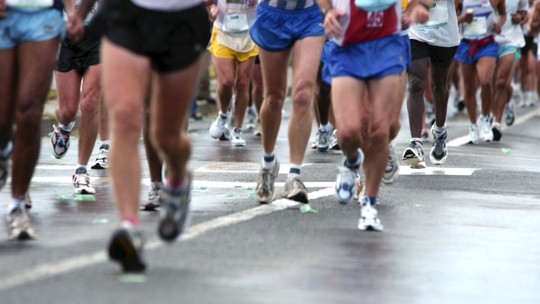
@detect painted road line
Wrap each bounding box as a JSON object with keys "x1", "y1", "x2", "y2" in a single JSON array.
[
  {"x1": 0, "y1": 187, "x2": 334, "y2": 292},
  {"x1": 448, "y1": 107, "x2": 540, "y2": 147},
  {"x1": 399, "y1": 166, "x2": 478, "y2": 176},
  {"x1": 195, "y1": 162, "x2": 312, "y2": 174}
]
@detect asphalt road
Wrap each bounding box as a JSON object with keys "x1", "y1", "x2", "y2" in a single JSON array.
[{"x1": 1, "y1": 101, "x2": 540, "y2": 304}]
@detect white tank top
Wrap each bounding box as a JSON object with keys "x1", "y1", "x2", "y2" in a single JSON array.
[
  {"x1": 214, "y1": 0, "x2": 258, "y2": 35},
  {"x1": 130, "y1": 0, "x2": 202, "y2": 11},
  {"x1": 408, "y1": 0, "x2": 460, "y2": 47}
]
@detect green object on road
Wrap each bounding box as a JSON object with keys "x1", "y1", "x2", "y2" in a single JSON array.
[
  {"x1": 92, "y1": 218, "x2": 109, "y2": 224},
  {"x1": 119, "y1": 274, "x2": 146, "y2": 283},
  {"x1": 198, "y1": 186, "x2": 207, "y2": 190},
  {"x1": 94, "y1": 252, "x2": 107, "y2": 261},
  {"x1": 501, "y1": 148, "x2": 511, "y2": 155},
  {"x1": 74, "y1": 194, "x2": 95, "y2": 201},
  {"x1": 243, "y1": 186, "x2": 254, "y2": 190},
  {"x1": 57, "y1": 194, "x2": 71, "y2": 201},
  {"x1": 300, "y1": 204, "x2": 318, "y2": 214},
  {"x1": 247, "y1": 191, "x2": 256, "y2": 198}
]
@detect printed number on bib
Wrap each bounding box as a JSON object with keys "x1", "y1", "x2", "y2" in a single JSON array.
[
  {"x1": 464, "y1": 16, "x2": 488, "y2": 36},
  {"x1": 223, "y1": 13, "x2": 249, "y2": 33},
  {"x1": 418, "y1": 0, "x2": 449, "y2": 29}
]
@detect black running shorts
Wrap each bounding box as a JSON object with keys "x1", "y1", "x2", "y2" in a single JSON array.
[
  {"x1": 410, "y1": 39, "x2": 458, "y2": 68},
  {"x1": 95, "y1": 0, "x2": 210, "y2": 73},
  {"x1": 55, "y1": 26, "x2": 100, "y2": 75}
]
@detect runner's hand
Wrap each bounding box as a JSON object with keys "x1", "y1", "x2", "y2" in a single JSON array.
[
  {"x1": 66, "y1": 11, "x2": 84, "y2": 42},
  {"x1": 323, "y1": 9, "x2": 345, "y2": 39}
]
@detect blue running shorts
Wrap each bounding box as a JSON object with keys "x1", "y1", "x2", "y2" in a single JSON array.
[
  {"x1": 498, "y1": 45, "x2": 521, "y2": 62},
  {"x1": 454, "y1": 40, "x2": 498, "y2": 65},
  {"x1": 328, "y1": 34, "x2": 407, "y2": 80},
  {"x1": 249, "y1": 3, "x2": 324, "y2": 52},
  {"x1": 320, "y1": 40, "x2": 332, "y2": 85},
  {"x1": 0, "y1": 8, "x2": 64, "y2": 49},
  {"x1": 402, "y1": 33, "x2": 411, "y2": 71}
]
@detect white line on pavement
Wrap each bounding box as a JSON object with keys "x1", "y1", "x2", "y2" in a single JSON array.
[
  {"x1": 447, "y1": 107, "x2": 540, "y2": 147},
  {"x1": 0, "y1": 187, "x2": 334, "y2": 292}
]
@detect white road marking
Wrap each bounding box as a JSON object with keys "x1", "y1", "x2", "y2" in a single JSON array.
[
  {"x1": 0, "y1": 187, "x2": 334, "y2": 292},
  {"x1": 447, "y1": 108, "x2": 540, "y2": 147},
  {"x1": 399, "y1": 166, "x2": 478, "y2": 176}
]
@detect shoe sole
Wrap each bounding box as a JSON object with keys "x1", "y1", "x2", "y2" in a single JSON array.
[
  {"x1": 286, "y1": 191, "x2": 308, "y2": 204},
  {"x1": 108, "y1": 230, "x2": 146, "y2": 273},
  {"x1": 402, "y1": 157, "x2": 426, "y2": 169},
  {"x1": 75, "y1": 188, "x2": 96, "y2": 195},
  {"x1": 256, "y1": 192, "x2": 276, "y2": 204},
  {"x1": 140, "y1": 203, "x2": 160, "y2": 211},
  {"x1": 91, "y1": 163, "x2": 108, "y2": 170}
]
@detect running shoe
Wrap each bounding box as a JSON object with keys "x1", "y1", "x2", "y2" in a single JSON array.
[
  {"x1": 25, "y1": 192, "x2": 32, "y2": 209},
  {"x1": 231, "y1": 129, "x2": 246, "y2": 146},
  {"x1": 311, "y1": 131, "x2": 319, "y2": 149},
  {"x1": 5, "y1": 207, "x2": 36, "y2": 240},
  {"x1": 504, "y1": 102, "x2": 516, "y2": 126},
  {"x1": 468, "y1": 123, "x2": 479, "y2": 144},
  {"x1": 402, "y1": 141, "x2": 426, "y2": 169},
  {"x1": 158, "y1": 175, "x2": 192, "y2": 242},
  {"x1": 430, "y1": 125, "x2": 448, "y2": 165},
  {"x1": 209, "y1": 116, "x2": 230, "y2": 141},
  {"x1": 254, "y1": 119, "x2": 262, "y2": 137},
  {"x1": 72, "y1": 167, "x2": 96, "y2": 194},
  {"x1": 246, "y1": 106, "x2": 257, "y2": 130},
  {"x1": 383, "y1": 141, "x2": 399, "y2": 184},
  {"x1": 479, "y1": 115, "x2": 493, "y2": 142},
  {"x1": 51, "y1": 124, "x2": 72, "y2": 159},
  {"x1": 317, "y1": 129, "x2": 330, "y2": 152},
  {"x1": 108, "y1": 226, "x2": 146, "y2": 272},
  {"x1": 141, "y1": 181, "x2": 162, "y2": 211},
  {"x1": 255, "y1": 161, "x2": 280, "y2": 204},
  {"x1": 358, "y1": 196, "x2": 383, "y2": 231},
  {"x1": 91, "y1": 144, "x2": 109, "y2": 169},
  {"x1": 492, "y1": 122, "x2": 502, "y2": 142},
  {"x1": 330, "y1": 129, "x2": 340, "y2": 150},
  {"x1": 335, "y1": 165, "x2": 358, "y2": 205},
  {"x1": 0, "y1": 154, "x2": 8, "y2": 191},
  {"x1": 281, "y1": 177, "x2": 308, "y2": 204}
]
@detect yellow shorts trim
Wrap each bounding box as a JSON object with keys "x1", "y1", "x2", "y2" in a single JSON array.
[{"x1": 208, "y1": 26, "x2": 258, "y2": 62}]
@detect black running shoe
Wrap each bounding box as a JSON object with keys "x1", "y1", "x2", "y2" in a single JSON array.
[{"x1": 108, "y1": 227, "x2": 146, "y2": 272}]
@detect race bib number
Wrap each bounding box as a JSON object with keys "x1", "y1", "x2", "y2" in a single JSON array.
[
  {"x1": 7, "y1": 0, "x2": 53, "y2": 7},
  {"x1": 418, "y1": 0, "x2": 448, "y2": 28},
  {"x1": 367, "y1": 11, "x2": 385, "y2": 28},
  {"x1": 464, "y1": 16, "x2": 488, "y2": 36},
  {"x1": 222, "y1": 13, "x2": 249, "y2": 33}
]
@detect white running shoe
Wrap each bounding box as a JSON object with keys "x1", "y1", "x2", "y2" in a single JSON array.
[
  {"x1": 51, "y1": 124, "x2": 73, "y2": 159},
  {"x1": 478, "y1": 115, "x2": 493, "y2": 142},
  {"x1": 469, "y1": 124, "x2": 479, "y2": 144},
  {"x1": 383, "y1": 141, "x2": 399, "y2": 183},
  {"x1": 5, "y1": 207, "x2": 36, "y2": 240},
  {"x1": 72, "y1": 167, "x2": 96, "y2": 194},
  {"x1": 430, "y1": 125, "x2": 448, "y2": 165},
  {"x1": 402, "y1": 141, "x2": 426, "y2": 169},
  {"x1": 358, "y1": 196, "x2": 383, "y2": 231},
  {"x1": 231, "y1": 129, "x2": 246, "y2": 146},
  {"x1": 91, "y1": 144, "x2": 109, "y2": 169},
  {"x1": 209, "y1": 116, "x2": 230, "y2": 141}
]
